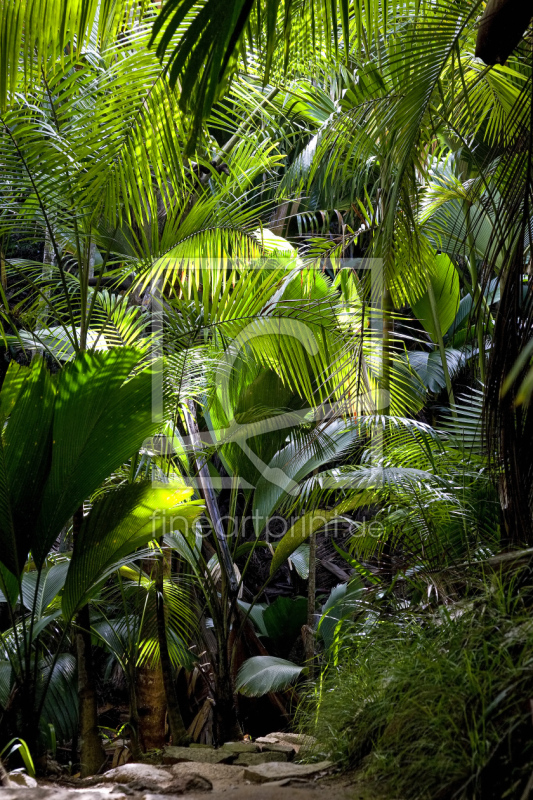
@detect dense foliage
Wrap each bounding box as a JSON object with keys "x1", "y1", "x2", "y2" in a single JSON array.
[{"x1": 0, "y1": 0, "x2": 532, "y2": 797}]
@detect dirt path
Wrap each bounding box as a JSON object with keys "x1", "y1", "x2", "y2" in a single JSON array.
[
  {"x1": 2, "y1": 768, "x2": 389, "y2": 800},
  {"x1": 181, "y1": 772, "x2": 389, "y2": 800}
]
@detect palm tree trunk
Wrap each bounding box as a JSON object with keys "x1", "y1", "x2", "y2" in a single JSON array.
[
  {"x1": 183, "y1": 400, "x2": 242, "y2": 743},
  {"x1": 183, "y1": 400, "x2": 238, "y2": 595},
  {"x1": 136, "y1": 660, "x2": 167, "y2": 751},
  {"x1": 76, "y1": 603, "x2": 106, "y2": 776},
  {"x1": 213, "y1": 631, "x2": 243, "y2": 744},
  {"x1": 136, "y1": 554, "x2": 167, "y2": 751},
  {"x1": 304, "y1": 530, "x2": 317, "y2": 679},
  {"x1": 155, "y1": 544, "x2": 190, "y2": 745},
  {"x1": 74, "y1": 508, "x2": 106, "y2": 778}
]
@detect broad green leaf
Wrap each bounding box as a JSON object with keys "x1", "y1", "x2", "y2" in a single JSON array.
[
  {"x1": 235, "y1": 655, "x2": 304, "y2": 697},
  {"x1": 33, "y1": 350, "x2": 159, "y2": 566},
  {"x1": 290, "y1": 543, "x2": 310, "y2": 579},
  {"x1": 237, "y1": 600, "x2": 269, "y2": 638},
  {"x1": 412, "y1": 254, "x2": 460, "y2": 341},
  {"x1": 208, "y1": 368, "x2": 306, "y2": 490},
  {"x1": 270, "y1": 496, "x2": 366, "y2": 576},
  {"x1": 0, "y1": 358, "x2": 55, "y2": 575},
  {"x1": 0, "y1": 563, "x2": 19, "y2": 608},
  {"x1": 62, "y1": 482, "x2": 200, "y2": 620},
  {"x1": 20, "y1": 562, "x2": 70, "y2": 617},
  {"x1": 163, "y1": 528, "x2": 203, "y2": 567},
  {"x1": 263, "y1": 596, "x2": 307, "y2": 656},
  {"x1": 40, "y1": 653, "x2": 77, "y2": 743},
  {"x1": 254, "y1": 420, "x2": 359, "y2": 535},
  {"x1": 0, "y1": 361, "x2": 31, "y2": 424},
  {"x1": 0, "y1": 660, "x2": 12, "y2": 709},
  {"x1": 318, "y1": 581, "x2": 365, "y2": 649}
]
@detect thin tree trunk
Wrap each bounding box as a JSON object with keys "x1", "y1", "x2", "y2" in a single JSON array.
[
  {"x1": 136, "y1": 554, "x2": 167, "y2": 752},
  {"x1": 182, "y1": 400, "x2": 242, "y2": 743},
  {"x1": 382, "y1": 285, "x2": 393, "y2": 415},
  {"x1": 76, "y1": 602, "x2": 106, "y2": 776},
  {"x1": 88, "y1": 240, "x2": 95, "y2": 281},
  {"x1": 213, "y1": 638, "x2": 243, "y2": 744},
  {"x1": 126, "y1": 663, "x2": 141, "y2": 759},
  {"x1": 427, "y1": 283, "x2": 457, "y2": 415},
  {"x1": 136, "y1": 661, "x2": 167, "y2": 751},
  {"x1": 304, "y1": 530, "x2": 317, "y2": 679},
  {"x1": 183, "y1": 401, "x2": 237, "y2": 594},
  {"x1": 155, "y1": 544, "x2": 190, "y2": 745},
  {"x1": 464, "y1": 201, "x2": 489, "y2": 383},
  {"x1": 39, "y1": 229, "x2": 55, "y2": 330},
  {"x1": 74, "y1": 508, "x2": 106, "y2": 777}
]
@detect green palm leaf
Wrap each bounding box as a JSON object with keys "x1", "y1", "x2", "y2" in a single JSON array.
[
  {"x1": 33, "y1": 349, "x2": 159, "y2": 565},
  {"x1": 62, "y1": 482, "x2": 201, "y2": 620},
  {"x1": 235, "y1": 655, "x2": 304, "y2": 697}
]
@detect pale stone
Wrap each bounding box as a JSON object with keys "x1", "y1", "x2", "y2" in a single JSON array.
[
  {"x1": 162, "y1": 746, "x2": 233, "y2": 765},
  {"x1": 7, "y1": 772, "x2": 38, "y2": 788},
  {"x1": 0, "y1": 792, "x2": 125, "y2": 800},
  {"x1": 221, "y1": 741, "x2": 260, "y2": 753},
  {"x1": 170, "y1": 762, "x2": 246, "y2": 792},
  {"x1": 259, "y1": 742, "x2": 296, "y2": 758},
  {"x1": 266, "y1": 732, "x2": 316, "y2": 746},
  {"x1": 234, "y1": 751, "x2": 288, "y2": 766},
  {"x1": 101, "y1": 763, "x2": 171, "y2": 786},
  {"x1": 243, "y1": 760, "x2": 333, "y2": 784}
]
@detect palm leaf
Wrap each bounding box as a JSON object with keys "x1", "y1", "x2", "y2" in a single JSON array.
[
  {"x1": 235, "y1": 655, "x2": 304, "y2": 697},
  {"x1": 62, "y1": 482, "x2": 201, "y2": 620}
]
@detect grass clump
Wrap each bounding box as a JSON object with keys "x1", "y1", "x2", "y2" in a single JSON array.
[{"x1": 302, "y1": 576, "x2": 533, "y2": 799}]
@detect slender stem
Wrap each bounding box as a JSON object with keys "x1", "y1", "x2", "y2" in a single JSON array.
[
  {"x1": 427, "y1": 282, "x2": 457, "y2": 416},
  {"x1": 183, "y1": 400, "x2": 238, "y2": 596},
  {"x1": 464, "y1": 201, "x2": 486, "y2": 383},
  {"x1": 155, "y1": 542, "x2": 189, "y2": 745},
  {"x1": 305, "y1": 530, "x2": 317, "y2": 679}
]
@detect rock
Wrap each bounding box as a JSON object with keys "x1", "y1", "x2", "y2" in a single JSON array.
[
  {"x1": 189, "y1": 743, "x2": 215, "y2": 749},
  {"x1": 255, "y1": 736, "x2": 279, "y2": 743},
  {"x1": 259, "y1": 742, "x2": 296, "y2": 758},
  {"x1": 0, "y1": 792, "x2": 125, "y2": 800},
  {"x1": 93, "y1": 768, "x2": 212, "y2": 796},
  {"x1": 243, "y1": 760, "x2": 333, "y2": 784},
  {"x1": 162, "y1": 746, "x2": 233, "y2": 765},
  {"x1": 101, "y1": 763, "x2": 172, "y2": 787},
  {"x1": 170, "y1": 762, "x2": 245, "y2": 791},
  {"x1": 265, "y1": 732, "x2": 316, "y2": 746},
  {"x1": 184, "y1": 774, "x2": 213, "y2": 792},
  {"x1": 221, "y1": 741, "x2": 260, "y2": 753},
  {"x1": 7, "y1": 772, "x2": 38, "y2": 788},
  {"x1": 234, "y1": 751, "x2": 288, "y2": 766}
]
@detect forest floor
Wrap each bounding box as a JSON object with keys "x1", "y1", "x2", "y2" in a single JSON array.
[
  {"x1": 3, "y1": 733, "x2": 393, "y2": 800},
  {"x1": 2, "y1": 766, "x2": 391, "y2": 800}
]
